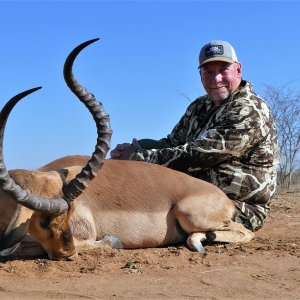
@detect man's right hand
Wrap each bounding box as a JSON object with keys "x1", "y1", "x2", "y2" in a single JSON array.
[{"x1": 110, "y1": 138, "x2": 141, "y2": 160}]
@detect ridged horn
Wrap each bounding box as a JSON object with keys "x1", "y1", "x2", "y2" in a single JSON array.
[
  {"x1": 62, "y1": 38, "x2": 112, "y2": 201},
  {"x1": 0, "y1": 87, "x2": 68, "y2": 214},
  {"x1": 0, "y1": 38, "x2": 111, "y2": 213}
]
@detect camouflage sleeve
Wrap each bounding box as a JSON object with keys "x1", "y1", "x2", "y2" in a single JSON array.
[
  {"x1": 130, "y1": 96, "x2": 271, "y2": 171},
  {"x1": 138, "y1": 138, "x2": 171, "y2": 150}
]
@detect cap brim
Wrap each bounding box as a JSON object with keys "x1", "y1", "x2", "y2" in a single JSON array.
[{"x1": 199, "y1": 57, "x2": 237, "y2": 68}]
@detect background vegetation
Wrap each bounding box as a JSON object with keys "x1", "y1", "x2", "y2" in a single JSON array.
[{"x1": 264, "y1": 81, "x2": 300, "y2": 191}]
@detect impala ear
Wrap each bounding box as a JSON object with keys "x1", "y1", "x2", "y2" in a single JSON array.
[
  {"x1": 56, "y1": 167, "x2": 85, "y2": 184},
  {"x1": 55, "y1": 169, "x2": 69, "y2": 187},
  {"x1": 0, "y1": 204, "x2": 33, "y2": 256}
]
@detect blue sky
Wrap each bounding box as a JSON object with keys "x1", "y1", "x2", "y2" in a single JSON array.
[{"x1": 1, "y1": 0, "x2": 299, "y2": 169}]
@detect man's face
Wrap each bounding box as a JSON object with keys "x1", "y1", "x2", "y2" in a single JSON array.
[{"x1": 200, "y1": 61, "x2": 242, "y2": 105}]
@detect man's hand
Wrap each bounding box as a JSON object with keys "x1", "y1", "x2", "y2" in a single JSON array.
[{"x1": 110, "y1": 138, "x2": 141, "y2": 160}]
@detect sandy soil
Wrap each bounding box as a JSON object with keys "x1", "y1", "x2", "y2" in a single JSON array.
[{"x1": 0, "y1": 192, "x2": 299, "y2": 300}]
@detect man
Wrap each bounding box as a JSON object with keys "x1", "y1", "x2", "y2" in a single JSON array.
[{"x1": 110, "y1": 40, "x2": 280, "y2": 231}]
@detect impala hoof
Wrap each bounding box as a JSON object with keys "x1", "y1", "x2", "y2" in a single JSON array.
[
  {"x1": 187, "y1": 233, "x2": 206, "y2": 254},
  {"x1": 102, "y1": 235, "x2": 123, "y2": 249},
  {"x1": 187, "y1": 239, "x2": 206, "y2": 254}
]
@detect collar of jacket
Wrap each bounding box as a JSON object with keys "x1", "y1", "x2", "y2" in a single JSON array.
[{"x1": 205, "y1": 79, "x2": 252, "y2": 108}]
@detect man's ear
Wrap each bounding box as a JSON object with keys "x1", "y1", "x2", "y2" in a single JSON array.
[{"x1": 237, "y1": 62, "x2": 242, "y2": 78}]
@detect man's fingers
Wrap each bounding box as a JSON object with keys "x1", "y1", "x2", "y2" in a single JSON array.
[{"x1": 110, "y1": 140, "x2": 139, "y2": 160}]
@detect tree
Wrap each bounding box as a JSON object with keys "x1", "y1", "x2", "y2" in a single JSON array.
[{"x1": 264, "y1": 82, "x2": 300, "y2": 189}]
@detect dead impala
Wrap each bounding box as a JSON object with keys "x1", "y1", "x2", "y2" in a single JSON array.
[{"x1": 0, "y1": 39, "x2": 254, "y2": 260}]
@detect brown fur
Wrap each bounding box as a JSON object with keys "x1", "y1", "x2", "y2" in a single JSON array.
[{"x1": 1, "y1": 156, "x2": 254, "y2": 260}]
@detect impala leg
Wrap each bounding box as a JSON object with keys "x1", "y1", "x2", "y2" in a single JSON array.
[
  {"x1": 173, "y1": 194, "x2": 238, "y2": 253},
  {"x1": 206, "y1": 222, "x2": 255, "y2": 243},
  {"x1": 74, "y1": 235, "x2": 123, "y2": 252},
  {"x1": 97, "y1": 235, "x2": 123, "y2": 249}
]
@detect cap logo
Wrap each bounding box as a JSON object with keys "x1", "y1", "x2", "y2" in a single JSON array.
[{"x1": 205, "y1": 45, "x2": 223, "y2": 57}]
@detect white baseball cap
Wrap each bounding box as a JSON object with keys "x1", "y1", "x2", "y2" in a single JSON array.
[{"x1": 198, "y1": 40, "x2": 238, "y2": 68}]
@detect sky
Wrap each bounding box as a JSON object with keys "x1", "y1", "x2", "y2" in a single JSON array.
[{"x1": 0, "y1": 0, "x2": 299, "y2": 170}]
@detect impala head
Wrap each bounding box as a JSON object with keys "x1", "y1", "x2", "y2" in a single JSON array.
[{"x1": 0, "y1": 39, "x2": 112, "y2": 260}]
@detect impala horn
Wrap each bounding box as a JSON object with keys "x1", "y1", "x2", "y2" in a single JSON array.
[{"x1": 0, "y1": 38, "x2": 112, "y2": 214}]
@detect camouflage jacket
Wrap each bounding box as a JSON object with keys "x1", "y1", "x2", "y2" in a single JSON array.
[{"x1": 130, "y1": 80, "x2": 280, "y2": 230}]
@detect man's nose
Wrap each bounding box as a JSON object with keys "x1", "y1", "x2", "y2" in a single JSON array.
[{"x1": 212, "y1": 72, "x2": 223, "y2": 83}]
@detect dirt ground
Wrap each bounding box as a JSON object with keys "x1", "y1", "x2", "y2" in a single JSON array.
[{"x1": 0, "y1": 192, "x2": 299, "y2": 300}]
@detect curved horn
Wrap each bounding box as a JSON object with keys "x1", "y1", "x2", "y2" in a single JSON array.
[
  {"x1": 0, "y1": 87, "x2": 68, "y2": 214},
  {"x1": 62, "y1": 38, "x2": 112, "y2": 201},
  {"x1": 0, "y1": 38, "x2": 111, "y2": 214}
]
